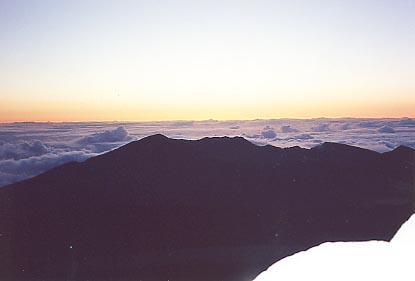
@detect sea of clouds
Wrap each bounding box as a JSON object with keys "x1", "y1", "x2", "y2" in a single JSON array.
[{"x1": 1, "y1": 117, "x2": 414, "y2": 187}]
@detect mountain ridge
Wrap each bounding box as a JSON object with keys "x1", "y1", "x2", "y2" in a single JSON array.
[
  {"x1": 0, "y1": 135, "x2": 414, "y2": 281},
  {"x1": 4, "y1": 135, "x2": 413, "y2": 192}
]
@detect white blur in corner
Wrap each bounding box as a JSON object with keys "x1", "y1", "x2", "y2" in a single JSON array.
[{"x1": 253, "y1": 215, "x2": 415, "y2": 281}]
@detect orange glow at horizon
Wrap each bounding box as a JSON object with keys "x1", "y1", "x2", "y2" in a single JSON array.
[{"x1": 2, "y1": 94, "x2": 414, "y2": 123}]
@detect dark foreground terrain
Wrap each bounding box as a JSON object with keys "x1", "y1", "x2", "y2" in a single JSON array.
[{"x1": 0, "y1": 135, "x2": 414, "y2": 281}]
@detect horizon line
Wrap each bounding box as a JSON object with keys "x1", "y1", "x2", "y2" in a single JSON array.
[{"x1": 1, "y1": 116, "x2": 414, "y2": 124}]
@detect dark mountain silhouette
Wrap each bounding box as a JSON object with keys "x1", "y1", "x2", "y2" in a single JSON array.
[{"x1": 0, "y1": 134, "x2": 414, "y2": 281}]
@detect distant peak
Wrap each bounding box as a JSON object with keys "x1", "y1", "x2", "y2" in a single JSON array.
[
  {"x1": 141, "y1": 134, "x2": 169, "y2": 141},
  {"x1": 283, "y1": 145, "x2": 305, "y2": 151},
  {"x1": 199, "y1": 135, "x2": 254, "y2": 145},
  {"x1": 312, "y1": 142, "x2": 350, "y2": 150},
  {"x1": 311, "y1": 142, "x2": 378, "y2": 156},
  {"x1": 388, "y1": 145, "x2": 414, "y2": 155},
  {"x1": 103, "y1": 133, "x2": 172, "y2": 157}
]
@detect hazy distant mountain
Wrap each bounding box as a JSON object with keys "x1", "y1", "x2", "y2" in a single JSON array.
[{"x1": 0, "y1": 134, "x2": 414, "y2": 281}]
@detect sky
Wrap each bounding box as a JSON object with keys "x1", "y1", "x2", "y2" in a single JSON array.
[{"x1": 1, "y1": 0, "x2": 415, "y2": 122}]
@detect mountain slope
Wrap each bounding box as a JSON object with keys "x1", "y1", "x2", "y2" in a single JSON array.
[{"x1": 0, "y1": 135, "x2": 414, "y2": 281}]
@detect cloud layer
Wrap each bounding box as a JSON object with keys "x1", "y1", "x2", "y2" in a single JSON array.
[
  {"x1": 0, "y1": 126, "x2": 133, "y2": 187},
  {"x1": 261, "y1": 126, "x2": 277, "y2": 139},
  {"x1": 76, "y1": 126, "x2": 131, "y2": 145},
  {"x1": 1, "y1": 118, "x2": 414, "y2": 187}
]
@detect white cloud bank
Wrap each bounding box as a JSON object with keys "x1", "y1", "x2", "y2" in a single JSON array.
[
  {"x1": 378, "y1": 125, "x2": 396, "y2": 133},
  {"x1": 253, "y1": 215, "x2": 415, "y2": 281},
  {"x1": 0, "y1": 151, "x2": 96, "y2": 187},
  {"x1": 261, "y1": 126, "x2": 277, "y2": 139},
  {"x1": 0, "y1": 126, "x2": 133, "y2": 187},
  {"x1": 280, "y1": 125, "x2": 298, "y2": 133},
  {"x1": 76, "y1": 126, "x2": 131, "y2": 145},
  {"x1": 0, "y1": 118, "x2": 414, "y2": 187},
  {"x1": 0, "y1": 140, "x2": 50, "y2": 160}
]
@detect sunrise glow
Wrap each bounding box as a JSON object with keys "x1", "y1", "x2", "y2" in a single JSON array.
[{"x1": 1, "y1": 1, "x2": 414, "y2": 122}]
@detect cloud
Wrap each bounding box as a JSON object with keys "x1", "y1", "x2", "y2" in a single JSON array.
[
  {"x1": 336, "y1": 123, "x2": 351, "y2": 130},
  {"x1": 243, "y1": 134, "x2": 261, "y2": 139},
  {"x1": 0, "y1": 127, "x2": 132, "y2": 187},
  {"x1": 171, "y1": 121, "x2": 194, "y2": 127},
  {"x1": 293, "y1": 134, "x2": 314, "y2": 140},
  {"x1": 358, "y1": 120, "x2": 385, "y2": 128},
  {"x1": 378, "y1": 126, "x2": 395, "y2": 133},
  {"x1": 1, "y1": 119, "x2": 414, "y2": 187},
  {"x1": 0, "y1": 171, "x2": 26, "y2": 188},
  {"x1": 261, "y1": 126, "x2": 277, "y2": 139},
  {"x1": 397, "y1": 117, "x2": 415, "y2": 126},
  {"x1": 280, "y1": 125, "x2": 298, "y2": 133},
  {"x1": 77, "y1": 126, "x2": 131, "y2": 144},
  {"x1": 227, "y1": 118, "x2": 414, "y2": 152},
  {"x1": 253, "y1": 215, "x2": 415, "y2": 281},
  {"x1": 311, "y1": 124, "x2": 331, "y2": 132},
  {"x1": 0, "y1": 151, "x2": 96, "y2": 187},
  {"x1": 0, "y1": 140, "x2": 50, "y2": 160}
]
